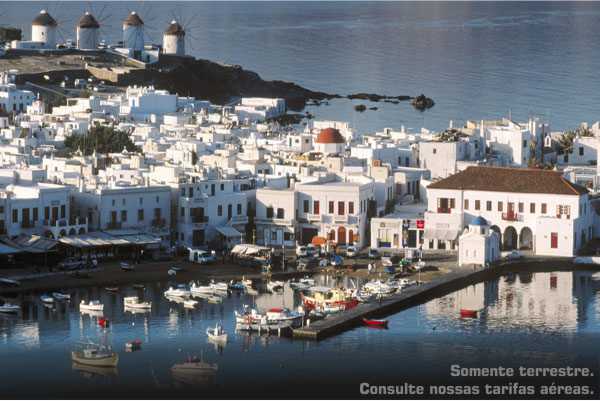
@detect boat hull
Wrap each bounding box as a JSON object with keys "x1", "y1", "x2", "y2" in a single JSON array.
[
  {"x1": 362, "y1": 318, "x2": 388, "y2": 328},
  {"x1": 71, "y1": 351, "x2": 119, "y2": 367},
  {"x1": 460, "y1": 309, "x2": 478, "y2": 318}
]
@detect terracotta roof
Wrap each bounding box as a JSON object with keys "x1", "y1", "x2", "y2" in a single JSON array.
[
  {"x1": 123, "y1": 11, "x2": 144, "y2": 26},
  {"x1": 78, "y1": 12, "x2": 100, "y2": 29},
  {"x1": 315, "y1": 128, "x2": 345, "y2": 144},
  {"x1": 428, "y1": 166, "x2": 588, "y2": 196},
  {"x1": 165, "y1": 20, "x2": 185, "y2": 35},
  {"x1": 32, "y1": 10, "x2": 57, "y2": 27}
]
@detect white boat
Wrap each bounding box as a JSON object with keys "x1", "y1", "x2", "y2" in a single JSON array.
[
  {"x1": 241, "y1": 277, "x2": 253, "y2": 289},
  {"x1": 206, "y1": 323, "x2": 227, "y2": 343},
  {"x1": 52, "y1": 292, "x2": 71, "y2": 301},
  {"x1": 362, "y1": 280, "x2": 396, "y2": 296},
  {"x1": 0, "y1": 303, "x2": 20, "y2": 313},
  {"x1": 40, "y1": 294, "x2": 54, "y2": 303},
  {"x1": 71, "y1": 343, "x2": 118, "y2": 368},
  {"x1": 164, "y1": 285, "x2": 191, "y2": 298},
  {"x1": 234, "y1": 306, "x2": 266, "y2": 325},
  {"x1": 190, "y1": 282, "x2": 214, "y2": 295},
  {"x1": 167, "y1": 269, "x2": 177, "y2": 276},
  {"x1": 207, "y1": 295, "x2": 223, "y2": 304},
  {"x1": 80, "y1": 300, "x2": 104, "y2": 312},
  {"x1": 266, "y1": 280, "x2": 284, "y2": 293},
  {"x1": 0, "y1": 278, "x2": 20, "y2": 287},
  {"x1": 120, "y1": 262, "x2": 135, "y2": 271},
  {"x1": 265, "y1": 307, "x2": 303, "y2": 326},
  {"x1": 183, "y1": 299, "x2": 198, "y2": 309},
  {"x1": 123, "y1": 296, "x2": 151, "y2": 310},
  {"x1": 211, "y1": 280, "x2": 229, "y2": 293}
]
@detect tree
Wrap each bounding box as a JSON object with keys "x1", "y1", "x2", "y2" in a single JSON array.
[
  {"x1": 64, "y1": 125, "x2": 141, "y2": 156},
  {"x1": 557, "y1": 126, "x2": 594, "y2": 155}
]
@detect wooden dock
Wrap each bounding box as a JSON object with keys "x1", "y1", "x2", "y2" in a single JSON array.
[{"x1": 293, "y1": 265, "x2": 499, "y2": 340}]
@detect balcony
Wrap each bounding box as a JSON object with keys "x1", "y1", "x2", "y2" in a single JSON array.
[
  {"x1": 502, "y1": 211, "x2": 520, "y2": 222},
  {"x1": 151, "y1": 218, "x2": 166, "y2": 229},
  {"x1": 437, "y1": 207, "x2": 451, "y2": 214},
  {"x1": 228, "y1": 215, "x2": 248, "y2": 225},
  {"x1": 307, "y1": 213, "x2": 321, "y2": 222},
  {"x1": 334, "y1": 215, "x2": 348, "y2": 224},
  {"x1": 255, "y1": 217, "x2": 294, "y2": 226}
]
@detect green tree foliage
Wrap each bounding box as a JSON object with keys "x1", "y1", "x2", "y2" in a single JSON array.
[
  {"x1": 64, "y1": 125, "x2": 141, "y2": 156},
  {"x1": 557, "y1": 126, "x2": 594, "y2": 155}
]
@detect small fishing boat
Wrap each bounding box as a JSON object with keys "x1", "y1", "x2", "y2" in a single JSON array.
[
  {"x1": 183, "y1": 299, "x2": 198, "y2": 309},
  {"x1": 164, "y1": 285, "x2": 191, "y2": 298},
  {"x1": 0, "y1": 278, "x2": 21, "y2": 287},
  {"x1": 171, "y1": 357, "x2": 218, "y2": 385},
  {"x1": 229, "y1": 280, "x2": 246, "y2": 291},
  {"x1": 125, "y1": 339, "x2": 142, "y2": 352},
  {"x1": 265, "y1": 307, "x2": 303, "y2": 326},
  {"x1": 207, "y1": 295, "x2": 223, "y2": 304},
  {"x1": 120, "y1": 262, "x2": 135, "y2": 271},
  {"x1": 266, "y1": 280, "x2": 284, "y2": 293},
  {"x1": 167, "y1": 269, "x2": 177, "y2": 276},
  {"x1": 0, "y1": 303, "x2": 20, "y2": 313},
  {"x1": 460, "y1": 309, "x2": 478, "y2": 318},
  {"x1": 211, "y1": 280, "x2": 229, "y2": 293},
  {"x1": 80, "y1": 300, "x2": 104, "y2": 312},
  {"x1": 362, "y1": 317, "x2": 389, "y2": 328},
  {"x1": 190, "y1": 282, "x2": 213, "y2": 295},
  {"x1": 52, "y1": 292, "x2": 71, "y2": 301},
  {"x1": 123, "y1": 296, "x2": 151, "y2": 310},
  {"x1": 40, "y1": 294, "x2": 54, "y2": 303},
  {"x1": 71, "y1": 343, "x2": 118, "y2": 368},
  {"x1": 206, "y1": 323, "x2": 227, "y2": 343}
]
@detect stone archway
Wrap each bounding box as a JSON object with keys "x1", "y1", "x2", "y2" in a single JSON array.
[
  {"x1": 519, "y1": 227, "x2": 533, "y2": 250},
  {"x1": 337, "y1": 226, "x2": 346, "y2": 245},
  {"x1": 78, "y1": 227, "x2": 86, "y2": 235},
  {"x1": 44, "y1": 230, "x2": 54, "y2": 239},
  {"x1": 68, "y1": 228, "x2": 76, "y2": 236},
  {"x1": 503, "y1": 226, "x2": 518, "y2": 251},
  {"x1": 490, "y1": 225, "x2": 501, "y2": 242},
  {"x1": 59, "y1": 229, "x2": 67, "y2": 238}
]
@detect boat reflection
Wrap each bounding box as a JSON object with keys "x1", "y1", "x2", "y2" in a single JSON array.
[
  {"x1": 171, "y1": 357, "x2": 217, "y2": 387},
  {"x1": 72, "y1": 362, "x2": 118, "y2": 379}
]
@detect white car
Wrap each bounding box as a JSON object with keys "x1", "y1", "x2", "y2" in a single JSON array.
[
  {"x1": 346, "y1": 245, "x2": 358, "y2": 258},
  {"x1": 381, "y1": 256, "x2": 394, "y2": 267},
  {"x1": 189, "y1": 249, "x2": 217, "y2": 264}
]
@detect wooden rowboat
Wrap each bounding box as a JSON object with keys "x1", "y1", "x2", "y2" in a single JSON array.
[{"x1": 362, "y1": 317, "x2": 388, "y2": 328}]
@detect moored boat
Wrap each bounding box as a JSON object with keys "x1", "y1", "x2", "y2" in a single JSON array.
[
  {"x1": 207, "y1": 295, "x2": 223, "y2": 304},
  {"x1": 301, "y1": 286, "x2": 359, "y2": 313},
  {"x1": 164, "y1": 285, "x2": 191, "y2": 298},
  {"x1": 0, "y1": 303, "x2": 20, "y2": 313},
  {"x1": 71, "y1": 343, "x2": 118, "y2": 367},
  {"x1": 266, "y1": 280, "x2": 284, "y2": 293},
  {"x1": 362, "y1": 317, "x2": 389, "y2": 328},
  {"x1": 460, "y1": 308, "x2": 478, "y2": 318},
  {"x1": 52, "y1": 292, "x2": 71, "y2": 301},
  {"x1": 125, "y1": 339, "x2": 142, "y2": 352},
  {"x1": 123, "y1": 296, "x2": 151, "y2": 310},
  {"x1": 183, "y1": 299, "x2": 198, "y2": 309},
  {"x1": 206, "y1": 323, "x2": 228, "y2": 343},
  {"x1": 40, "y1": 294, "x2": 54, "y2": 303},
  {"x1": 80, "y1": 300, "x2": 104, "y2": 312},
  {"x1": 120, "y1": 262, "x2": 135, "y2": 271}
]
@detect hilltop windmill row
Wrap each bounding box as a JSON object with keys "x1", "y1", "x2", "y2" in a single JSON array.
[{"x1": 4, "y1": 9, "x2": 186, "y2": 61}]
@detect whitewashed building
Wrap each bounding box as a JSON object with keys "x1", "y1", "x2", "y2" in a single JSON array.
[{"x1": 458, "y1": 216, "x2": 500, "y2": 267}]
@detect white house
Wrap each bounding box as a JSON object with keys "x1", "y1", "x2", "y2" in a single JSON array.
[
  {"x1": 314, "y1": 128, "x2": 345, "y2": 155},
  {"x1": 424, "y1": 166, "x2": 592, "y2": 257},
  {"x1": 0, "y1": 71, "x2": 35, "y2": 114},
  {"x1": 458, "y1": 216, "x2": 500, "y2": 267}
]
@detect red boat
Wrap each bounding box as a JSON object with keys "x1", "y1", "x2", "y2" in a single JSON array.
[
  {"x1": 460, "y1": 309, "x2": 478, "y2": 318},
  {"x1": 98, "y1": 317, "x2": 110, "y2": 327},
  {"x1": 362, "y1": 318, "x2": 388, "y2": 328}
]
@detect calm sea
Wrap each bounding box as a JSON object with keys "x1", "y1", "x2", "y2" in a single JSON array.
[
  {"x1": 1, "y1": 271, "x2": 600, "y2": 398},
  {"x1": 3, "y1": 1, "x2": 600, "y2": 133}
]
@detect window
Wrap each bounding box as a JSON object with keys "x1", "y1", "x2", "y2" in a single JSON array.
[
  {"x1": 0, "y1": 206, "x2": 3, "y2": 213},
  {"x1": 475, "y1": 200, "x2": 480, "y2": 211},
  {"x1": 139, "y1": 197, "x2": 143, "y2": 205},
  {"x1": 112, "y1": 199, "x2": 115, "y2": 207},
  {"x1": 218, "y1": 205, "x2": 223, "y2": 216},
  {"x1": 138, "y1": 209, "x2": 144, "y2": 221},
  {"x1": 180, "y1": 207, "x2": 185, "y2": 217},
  {"x1": 349, "y1": 202, "x2": 354, "y2": 214},
  {"x1": 523, "y1": 140, "x2": 527, "y2": 148},
  {"x1": 303, "y1": 200, "x2": 309, "y2": 213},
  {"x1": 313, "y1": 201, "x2": 320, "y2": 214},
  {"x1": 541, "y1": 203, "x2": 547, "y2": 214},
  {"x1": 12, "y1": 209, "x2": 17, "y2": 223},
  {"x1": 497, "y1": 202, "x2": 503, "y2": 212},
  {"x1": 44, "y1": 206, "x2": 49, "y2": 220},
  {"x1": 220, "y1": 184, "x2": 224, "y2": 191},
  {"x1": 518, "y1": 202, "x2": 524, "y2": 213},
  {"x1": 329, "y1": 201, "x2": 334, "y2": 214},
  {"x1": 464, "y1": 199, "x2": 469, "y2": 210},
  {"x1": 557, "y1": 205, "x2": 571, "y2": 218},
  {"x1": 449, "y1": 198, "x2": 455, "y2": 209},
  {"x1": 266, "y1": 207, "x2": 273, "y2": 218},
  {"x1": 276, "y1": 208, "x2": 285, "y2": 219},
  {"x1": 579, "y1": 146, "x2": 584, "y2": 156},
  {"x1": 338, "y1": 202, "x2": 345, "y2": 215},
  {"x1": 121, "y1": 210, "x2": 127, "y2": 222},
  {"x1": 155, "y1": 196, "x2": 159, "y2": 203},
  {"x1": 60, "y1": 205, "x2": 66, "y2": 219},
  {"x1": 486, "y1": 201, "x2": 492, "y2": 211},
  {"x1": 271, "y1": 231, "x2": 277, "y2": 241},
  {"x1": 433, "y1": 148, "x2": 437, "y2": 154},
  {"x1": 33, "y1": 208, "x2": 38, "y2": 222},
  {"x1": 122, "y1": 198, "x2": 126, "y2": 206},
  {"x1": 530, "y1": 203, "x2": 536, "y2": 213},
  {"x1": 237, "y1": 204, "x2": 242, "y2": 215}
]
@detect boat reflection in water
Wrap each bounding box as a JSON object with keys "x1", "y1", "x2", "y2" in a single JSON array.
[
  {"x1": 171, "y1": 357, "x2": 218, "y2": 387},
  {"x1": 72, "y1": 362, "x2": 118, "y2": 379}
]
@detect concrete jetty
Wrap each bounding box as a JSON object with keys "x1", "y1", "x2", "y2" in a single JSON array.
[{"x1": 293, "y1": 265, "x2": 503, "y2": 340}]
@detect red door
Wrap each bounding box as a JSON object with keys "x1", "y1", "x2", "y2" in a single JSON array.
[{"x1": 550, "y1": 232, "x2": 558, "y2": 249}]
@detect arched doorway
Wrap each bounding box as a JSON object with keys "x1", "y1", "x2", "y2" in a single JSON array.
[
  {"x1": 337, "y1": 226, "x2": 346, "y2": 245},
  {"x1": 503, "y1": 226, "x2": 517, "y2": 250},
  {"x1": 348, "y1": 229, "x2": 354, "y2": 245},
  {"x1": 78, "y1": 227, "x2": 86, "y2": 235},
  {"x1": 519, "y1": 227, "x2": 533, "y2": 250},
  {"x1": 44, "y1": 230, "x2": 54, "y2": 239},
  {"x1": 328, "y1": 230, "x2": 335, "y2": 241},
  {"x1": 68, "y1": 228, "x2": 76, "y2": 236}
]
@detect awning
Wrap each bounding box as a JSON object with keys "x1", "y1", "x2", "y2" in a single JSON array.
[
  {"x1": 2, "y1": 235, "x2": 57, "y2": 254},
  {"x1": 311, "y1": 236, "x2": 327, "y2": 246},
  {"x1": 231, "y1": 244, "x2": 271, "y2": 255},
  {"x1": 0, "y1": 242, "x2": 23, "y2": 255},
  {"x1": 423, "y1": 229, "x2": 460, "y2": 241},
  {"x1": 58, "y1": 231, "x2": 160, "y2": 248},
  {"x1": 216, "y1": 226, "x2": 242, "y2": 238}
]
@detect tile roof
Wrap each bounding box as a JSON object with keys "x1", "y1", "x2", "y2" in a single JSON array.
[{"x1": 427, "y1": 166, "x2": 588, "y2": 196}]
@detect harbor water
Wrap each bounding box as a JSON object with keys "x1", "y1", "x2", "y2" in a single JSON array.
[{"x1": 1, "y1": 271, "x2": 600, "y2": 398}]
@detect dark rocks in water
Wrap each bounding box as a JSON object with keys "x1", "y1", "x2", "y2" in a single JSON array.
[
  {"x1": 354, "y1": 104, "x2": 367, "y2": 112},
  {"x1": 348, "y1": 93, "x2": 411, "y2": 102},
  {"x1": 369, "y1": 106, "x2": 378, "y2": 111},
  {"x1": 411, "y1": 94, "x2": 435, "y2": 110},
  {"x1": 384, "y1": 99, "x2": 400, "y2": 105}
]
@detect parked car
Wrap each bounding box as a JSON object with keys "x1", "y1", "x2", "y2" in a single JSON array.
[
  {"x1": 381, "y1": 256, "x2": 393, "y2": 267},
  {"x1": 189, "y1": 249, "x2": 217, "y2": 264},
  {"x1": 368, "y1": 248, "x2": 380, "y2": 259},
  {"x1": 346, "y1": 245, "x2": 358, "y2": 258}
]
